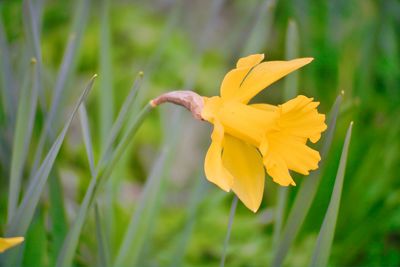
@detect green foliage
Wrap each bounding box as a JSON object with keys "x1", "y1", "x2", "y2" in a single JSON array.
[
  {"x1": 0, "y1": 0, "x2": 399, "y2": 266},
  {"x1": 310, "y1": 121, "x2": 353, "y2": 267}
]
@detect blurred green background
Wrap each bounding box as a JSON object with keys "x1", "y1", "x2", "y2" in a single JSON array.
[{"x1": 0, "y1": 0, "x2": 400, "y2": 266}]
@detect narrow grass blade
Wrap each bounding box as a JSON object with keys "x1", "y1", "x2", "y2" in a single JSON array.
[
  {"x1": 48, "y1": 169, "x2": 68, "y2": 266},
  {"x1": 95, "y1": 204, "x2": 110, "y2": 267},
  {"x1": 143, "y1": 0, "x2": 182, "y2": 73},
  {"x1": 32, "y1": 0, "x2": 91, "y2": 171},
  {"x1": 273, "y1": 18, "x2": 300, "y2": 247},
  {"x1": 98, "y1": 0, "x2": 114, "y2": 151},
  {"x1": 99, "y1": 104, "x2": 153, "y2": 181},
  {"x1": 0, "y1": 132, "x2": 9, "y2": 172},
  {"x1": 128, "y1": 0, "x2": 182, "y2": 116},
  {"x1": 8, "y1": 59, "x2": 39, "y2": 221},
  {"x1": 273, "y1": 188, "x2": 288, "y2": 246},
  {"x1": 197, "y1": 0, "x2": 226, "y2": 53},
  {"x1": 21, "y1": 208, "x2": 47, "y2": 267},
  {"x1": 32, "y1": 0, "x2": 44, "y2": 29},
  {"x1": 56, "y1": 104, "x2": 153, "y2": 267},
  {"x1": 114, "y1": 148, "x2": 168, "y2": 267},
  {"x1": 23, "y1": 0, "x2": 43, "y2": 66},
  {"x1": 97, "y1": 17, "x2": 115, "y2": 257},
  {"x1": 49, "y1": 0, "x2": 90, "y2": 119},
  {"x1": 310, "y1": 122, "x2": 353, "y2": 267},
  {"x1": 187, "y1": 0, "x2": 225, "y2": 89},
  {"x1": 79, "y1": 104, "x2": 95, "y2": 176},
  {"x1": 220, "y1": 196, "x2": 238, "y2": 267},
  {"x1": 242, "y1": 0, "x2": 276, "y2": 55},
  {"x1": 96, "y1": 70, "x2": 143, "y2": 258},
  {"x1": 339, "y1": 118, "x2": 400, "y2": 256},
  {"x1": 6, "y1": 75, "x2": 96, "y2": 237},
  {"x1": 22, "y1": 0, "x2": 45, "y2": 110},
  {"x1": 169, "y1": 178, "x2": 208, "y2": 267},
  {"x1": 0, "y1": 15, "x2": 17, "y2": 125},
  {"x1": 224, "y1": 0, "x2": 271, "y2": 60},
  {"x1": 56, "y1": 169, "x2": 97, "y2": 267},
  {"x1": 272, "y1": 92, "x2": 343, "y2": 267},
  {"x1": 114, "y1": 0, "x2": 224, "y2": 260},
  {"x1": 134, "y1": 0, "x2": 222, "y2": 112},
  {"x1": 114, "y1": 109, "x2": 182, "y2": 267},
  {"x1": 130, "y1": 0, "x2": 182, "y2": 115},
  {"x1": 283, "y1": 19, "x2": 299, "y2": 100},
  {"x1": 101, "y1": 72, "x2": 143, "y2": 162}
]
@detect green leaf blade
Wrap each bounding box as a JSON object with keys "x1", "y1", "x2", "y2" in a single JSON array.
[
  {"x1": 98, "y1": 0, "x2": 114, "y2": 152},
  {"x1": 283, "y1": 19, "x2": 299, "y2": 101},
  {"x1": 6, "y1": 75, "x2": 96, "y2": 237},
  {"x1": 114, "y1": 109, "x2": 182, "y2": 266},
  {"x1": 272, "y1": 92, "x2": 343, "y2": 267},
  {"x1": 48, "y1": 170, "x2": 68, "y2": 266},
  {"x1": 310, "y1": 122, "x2": 353, "y2": 267},
  {"x1": 0, "y1": 15, "x2": 17, "y2": 125},
  {"x1": 32, "y1": 0, "x2": 91, "y2": 171},
  {"x1": 8, "y1": 60, "x2": 39, "y2": 221},
  {"x1": 56, "y1": 103, "x2": 153, "y2": 267},
  {"x1": 79, "y1": 104, "x2": 95, "y2": 176},
  {"x1": 95, "y1": 204, "x2": 110, "y2": 267},
  {"x1": 100, "y1": 72, "x2": 143, "y2": 163},
  {"x1": 242, "y1": 0, "x2": 276, "y2": 55}
]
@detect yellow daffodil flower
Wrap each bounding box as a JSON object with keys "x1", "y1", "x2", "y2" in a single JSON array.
[
  {"x1": 0, "y1": 237, "x2": 24, "y2": 253},
  {"x1": 151, "y1": 53, "x2": 327, "y2": 212}
]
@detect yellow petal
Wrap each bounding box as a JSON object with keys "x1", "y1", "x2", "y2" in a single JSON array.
[
  {"x1": 278, "y1": 95, "x2": 327, "y2": 143},
  {"x1": 222, "y1": 135, "x2": 265, "y2": 212},
  {"x1": 236, "y1": 54, "x2": 264, "y2": 68},
  {"x1": 0, "y1": 237, "x2": 24, "y2": 253},
  {"x1": 237, "y1": 58, "x2": 314, "y2": 103},
  {"x1": 204, "y1": 122, "x2": 233, "y2": 191},
  {"x1": 220, "y1": 54, "x2": 264, "y2": 100},
  {"x1": 201, "y1": 96, "x2": 222, "y2": 123},
  {"x1": 251, "y1": 103, "x2": 278, "y2": 112},
  {"x1": 216, "y1": 100, "x2": 278, "y2": 146},
  {"x1": 267, "y1": 132, "x2": 321, "y2": 176},
  {"x1": 261, "y1": 138, "x2": 296, "y2": 186},
  {"x1": 260, "y1": 95, "x2": 326, "y2": 185}
]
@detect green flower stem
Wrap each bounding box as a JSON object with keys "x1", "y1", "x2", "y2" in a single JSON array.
[{"x1": 220, "y1": 196, "x2": 238, "y2": 267}]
